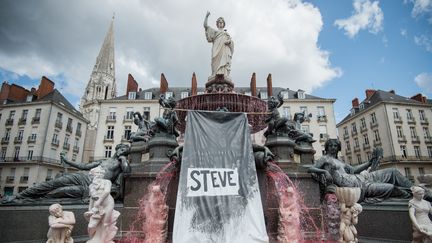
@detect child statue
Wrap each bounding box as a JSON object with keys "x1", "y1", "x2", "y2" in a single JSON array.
[
  {"x1": 409, "y1": 186, "x2": 432, "y2": 243},
  {"x1": 84, "y1": 166, "x2": 120, "y2": 243},
  {"x1": 47, "y1": 203, "x2": 75, "y2": 243}
]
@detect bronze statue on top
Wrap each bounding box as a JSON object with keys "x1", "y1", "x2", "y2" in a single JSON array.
[
  {"x1": 130, "y1": 111, "x2": 154, "y2": 142},
  {"x1": 154, "y1": 94, "x2": 179, "y2": 137},
  {"x1": 308, "y1": 139, "x2": 430, "y2": 203}
]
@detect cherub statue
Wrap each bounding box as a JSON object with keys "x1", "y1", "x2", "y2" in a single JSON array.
[
  {"x1": 264, "y1": 92, "x2": 288, "y2": 137},
  {"x1": 130, "y1": 112, "x2": 153, "y2": 142},
  {"x1": 47, "y1": 203, "x2": 75, "y2": 243},
  {"x1": 154, "y1": 94, "x2": 180, "y2": 137}
]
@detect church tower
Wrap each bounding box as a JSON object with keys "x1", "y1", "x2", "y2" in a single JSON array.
[
  {"x1": 80, "y1": 16, "x2": 116, "y2": 129},
  {"x1": 81, "y1": 16, "x2": 116, "y2": 162}
]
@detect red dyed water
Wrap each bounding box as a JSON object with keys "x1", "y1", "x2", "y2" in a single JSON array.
[
  {"x1": 266, "y1": 161, "x2": 324, "y2": 243},
  {"x1": 119, "y1": 160, "x2": 179, "y2": 243}
]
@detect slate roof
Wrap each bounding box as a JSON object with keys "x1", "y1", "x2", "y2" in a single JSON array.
[{"x1": 338, "y1": 89, "x2": 430, "y2": 125}]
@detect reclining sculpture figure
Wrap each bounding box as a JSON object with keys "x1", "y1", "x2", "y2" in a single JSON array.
[
  {"x1": 2, "y1": 144, "x2": 131, "y2": 203},
  {"x1": 308, "y1": 139, "x2": 431, "y2": 203}
]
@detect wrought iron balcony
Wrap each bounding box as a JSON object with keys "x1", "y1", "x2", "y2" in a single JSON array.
[
  {"x1": 317, "y1": 115, "x2": 327, "y2": 122},
  {"x1": 1, "y1": 137, "x2": 10, "y2": 144},
  {"x1": 397, "y1": 135, "x2": 407, "y2": 143},
  {"x1": 27, "y1": 136, "x2": 37, "y2": 144},
  {"x1": 51, "y1": 139, "x2": 59, "y2": 147},
  {"x1": 75, "y1": 129, "x2": 82, "y2": 137},
  {"x1": 14, "y1": 137, "x2": 23, "y2": 144},
  {"x1": 393, "y1": 117, "x2": 403, "y2": 124},
  {"x1": 20, "y1": 176, "x2": 28, "y2": 183},
  {"x1": 73, "y1": 146, "x2": 79, "y2": 153},
  {"x1": 31, "y1": 117, "x2": 40, "y2": 124},
  {"x1": 63, "y1": 143, "x2": 70, "y2": 151},
  {"x1": 5, "y1": 118, "x2": 13, "y2": 126},
  {"x1": 412, "y1": 136, "x2": 421, "y2": 144},
  {"x1": 370, "y1": 121, "x2": 378, "y2": 129},
  {"x1": 407, "y1": 118, "x2": 416, "y2": 125},
  {"x1": 106, "y1": 115, "x2": 117, "y2": 123},
  {"x1": 6, "y1": 176, "x2": 14, "y2": 183},
  {"x1": 55, "y1": 121, "x2": 63, "y2": 129},
  {"x1": 420, "y1": 118, "x2": 429, "y2": 125},
  {"x1": 18, "y1": 118, "x2": 27, "y2": 125},
  {"x1": 66, "y1": 125, "x2": 73, "y2": 134}
]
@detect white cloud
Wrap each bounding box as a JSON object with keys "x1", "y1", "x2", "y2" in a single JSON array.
[
  {"x1": 400, "y1": 28, "x2": 407, "y2": 37},
  {"x1": 0, "y1": 0, "x2": 341, "y2": 102},
  {"x1": 334, "y1": 0, "x2": 384, "y2": 38},
  {"x1": 414, "y1": 72, "x2": 432, "y2": 93},
  {"x1": 414, "y1": 34, "x2": 432, "y2": 52},
  {"x1": 411, "y1": 0, "x2": 432, "y2": 17}
]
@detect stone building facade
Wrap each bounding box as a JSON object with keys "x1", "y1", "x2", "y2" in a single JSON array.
[
  {"x1": 337, "y1": 89, "x2": 432, "y2": 183},
  {"x1": 0, "y1": 77, "x2": 88, "y2": 196}
]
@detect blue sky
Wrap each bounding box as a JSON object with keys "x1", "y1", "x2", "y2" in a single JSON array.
[{"x1": 0, "y1": 0, "x2": 431, "y2": 123}]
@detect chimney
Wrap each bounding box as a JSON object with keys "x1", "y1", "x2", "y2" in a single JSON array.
[
  {"x1": 36, "y1": 76, "x2": 55, "y2": 99},
  {"x1": 160, "y1": 73, "x2": 168, "y2": 93},
  {"x1": 191, "y1": 72, "x2": 197, "y2": 96},
  {"x1": 411, "y1": 93, "x2": 426, "y2": 103},
  {"x1": 0, "y1": 81, "x2": 11, "y2": 102},
  {"x1": 389, "y1": 89, "x2": 395, "y2": 94},
  {"x1": 250, "y1": 73, "x2": 257, "y2": 96},
  {"x1": 266, "y1": 73, "x2": 273, "y2": 97},
  {"x1": 365, "y1": 89, "x2": 375, "y2": 99},
  {"x1": 352, "y1": 98, "x2": 359, "y2": 108},
  {"x1": 126, "y1": 74, "x2": 138, "y2": 95}
]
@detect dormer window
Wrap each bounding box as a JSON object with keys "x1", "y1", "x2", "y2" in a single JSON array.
[
  {"x1": 165, "y1": 92, "x2": 173, "y2": 98},
  {"x1": 359, "y1": 103, "x2": 364, "y2": 110},
  {"x1": 281, "y1": 91, "x2": 289, "y2": 99},
  {"x1": 181, "y1": 92, "x2": 189, "y2": 99},
  {"x1": 128, "y1": 92, "x2": 136, "y2": 100},
  {"x1": 260, "y1": 92, "x2": 268, "y2": 100},
  {"x1": 297, "y1": 90, "x2": 305, "y2": 99},
  {"x1": 26, "y1": 95, "x2": 33, "y2": 102},
  {"x1": 144, "y1": 92, "x2": 152, "y2": 100}
]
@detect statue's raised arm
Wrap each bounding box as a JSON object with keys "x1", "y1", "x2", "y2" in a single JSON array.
[{"x1": 204, "y1": 11, "x2": 210, "y2": 29}]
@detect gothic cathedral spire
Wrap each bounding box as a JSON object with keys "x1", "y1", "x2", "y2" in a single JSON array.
[{"x1": 80, "y1": 16, "x2": 116, "y2": 129}]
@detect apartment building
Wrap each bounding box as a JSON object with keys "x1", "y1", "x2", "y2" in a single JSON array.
[
  {"x1": 0, "y1": 77, "x2": 88, "y2": 196},
  {"x1": 337, "y1": 89, "x2": 432, "y2": 183}
]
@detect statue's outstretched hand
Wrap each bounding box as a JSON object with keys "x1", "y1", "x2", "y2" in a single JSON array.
[{"x1": 206, "y1": 11, "x2": 210, "y2": 18}]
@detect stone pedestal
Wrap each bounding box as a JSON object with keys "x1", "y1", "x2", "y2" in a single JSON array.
[
  {"x1": 205, "y1": 74, "x2": 234, "y2": 93},
  {"x1": 265, "y1": 135, "x2": 296, "y2": 170},
  {"x1": 131, "y1": 133, "x2": 178, "y2": 174},
  {"x1": 129, "y1": 140, "x2": 148, "y2": 164}
]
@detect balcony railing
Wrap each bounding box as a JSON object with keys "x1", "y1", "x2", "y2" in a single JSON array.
[
  {"x1": 351, "y1": 130, "x2": 358, "y2": 136},
  {"x1": 360, "y1": 125, "x2": 368, "y2": 133},
  {"x1": 18, "y1": 118, "x2": 27, "y2": 125},
  {"x1": 397, "y1": 135, "x2": 407, "y2": 143},
  {"x1": 0, "y1": 156, "x2": 61, "y2": 164},
  {"x1": 412, "y1": 136, "x2": 421, "y2": 144},
  {"x1": 373, "y1": 139, "x2": 382, "y2": 146},
  {"x1": 425, "y1": 136, "x2": 432, "y2": 144},
  {"x1": 14, "y1": 136, "x2": 23, "y2": 144},
  {"x1": 51, "y1": 139, "x2": 59, "y2": 147},
  {"x1": 73, "y1": 146, "x2": 79, "y2": 153},
  {"x1": 123, "y1": 115, "x2": 133, "y2": 123},
  {"x1": 407, "y1": 118, "x2": 416, "y2": 125},
  {"x1": 319, "y1": 133, "x2": 329, "y2": 142},
  {"x1": 354, "y1": 146, "x2": 361, "y2": 153},
  {"x1": 362, "y1": 143, "x2": 370, "y2": 150},
  {"x1": 104, "y1": 135, "x2": 114, "y2": 143},
  {"x1": 343, "y1": 133, "x2": 349, "y2": 140},
  {"x1": 6, "y1": 176, "x2": 14, "y2": 183},
  {"x1": 63, "y1": 143, "x2": 70, "y2": 150},
  {"x1": 370, "y1": 121, "x2": 378, "y2": 129},
  {"x1": 55, "y1": 121, "x2": 63, "y2": 129},
  {"x1": 76, "y1": 130, "x2": 82, "y2": 137},
  {"x1": 420, "y1": 118, "x2": 429, "y2": 125},
  {"x1": 394, "y1": 117, "x2": 403, "y2": 124},
  {"x1": 45, "y1": 177, "x2": 52, "y2": 182},
  {"x1": 106, "y1": 115, "x2": 117, "y2": 123},
  {"x1": 31, "y1": 117, "x2": 40, "y2": 124},
  {"x1": 20, "y1": 176, "x2": 29, "y2": 183},
  {"x1": 5, "y1": 118, "x2": 13, "y2": 126},
  {"x1": 27, "y1": 136, "x2": 37, "y2": 143},
  {"x1": 1, "y1": 137, "x2": 9, "y2": 144},
  {"x1": 317, "y1": 115, "x2": 327, "y2": 123}
]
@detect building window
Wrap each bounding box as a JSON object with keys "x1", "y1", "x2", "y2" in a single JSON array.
[
  {"x1": 17, "y1": 129, "x2": 24, "y2": 141},
  {"x1": 128, "y1": 92, "x2": 136, "y2": 100},
  {"x1": 76, "y1": 123, "x2": 82, "y2": 134},
  {"x1": 282, "y1": 107, "x2": 291, "y2": 119},
  {"x1": 105, "y1": 146, "x2": 112, "y2": 158},
  {"x1": 52, "y1": 133, "x2": 58, "y2": 144},
  {"x1": 428, "y1": 147, "x2": 432, "y2": 158},
  {"x1": 63, "y1": 136, "x2": 70, "y2": 147},
  {"x1": 144, "y1": 92, "x2": 152, "y2": 100},
  {"x1": 392, "y1": 108, "x2": 400, "y2": 119},
  {"x1": 396, "y1": 126, "x2": 404, "y2": 138},
  {"x1": 0, "y1": 147, "x2": 6, "y2": 160},
  {"x1": 360, "y1": 118, "x2": 366, "y2": 129},
  {"x1": 281, "y1": 91, "x2": 289, "y2": 99},
  {"x1": 414, "y1": 146, "x2": 421, "y2": 158},
  {"x1": 407, "y1": 109, "x2": 414, "y2": 120},
  {"x1": 109, "y1": 108, "x2": 116, "y2": 120},
  {"x1": 165, "y1": 92, "x2": 173, "y2": 98},
  {"x1": 4, "y1": 128, "x2": 10, "y2": 140},
  {"x1": 106, "y1": 126, "x2": 114, "y2": 139},
  {"x1": 419, "y1": 167, "x2": 425, "y2": 175},
  {"x1": 319, "y1": 125, "x2": 327, "y2": 136},
  {"x1": 354, "y1": 137, "x2": 359, "y2": 148},
  {"x1": 27, "y1": 150, "x2": 33, "y2": 160},
  {"x1": 357, "y1": 154, "x2": 362, "y2": 164},
  {"x1": 410, "y1": 127, "x2": 417, "y2": 138},
  {"x1": 351, "y1": 123, "x2": 357, "y2": 133},
  {"x1": 14, "y1": 147, "x2": 20, "y2": 160},
  {"x1": 21, "y1": 110, "x2": 28, "y2": 120},
  {"x1": 126, "y1": 108, "x2": 134, "y2": 120},
  {"x1": 401, "y1": 145, "x2": 407, "y2": 158},
  {"x1": 370, "y1": 113, "x2": 377, "y2": 124},
  {"x1": 9, "y1": 110, "x2": 15, "y2": 119},
  {"x1": 317, "y1": 106, "x2": 325, "y2": 117},
  {"x1": 46, "y1": 169, "x2": 53, "y2": 181},
  {"x1": 419, "y1": 110, "x2": 426, "y2": 121},
  {"x1": 260, "y1": 92, "x2": 268, "y2": 100},
  {"x1": 124, "y1": 126, "x2": 132, "y2": 139},
  {"x1": 373, "y1": 130, "x2": 380, "y2": 142},
  {"x1": 363, "y1": 134, "x2": 370, "y2": 145},
  {"x1": 297, "y1": 90, "x2": 305, "y2": 99},
  {"x1": 343, "y1": 127, "x2": 348, "y2": 136},
  {"x1": 143, "y1": 107, "x2": 151, "y2": 120},
  {"x1": 181, "y1": 92, "x2": 189, "y2": 99},
  {"x1": 56, "y1": 112, "x2": 63, "y2": 124},
  {"x1": 423, "y1": 127, "x2": 431, "y2": 138},
  {"x1": 35, "y1": 109, "x2": 41, "y2": 118}
]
